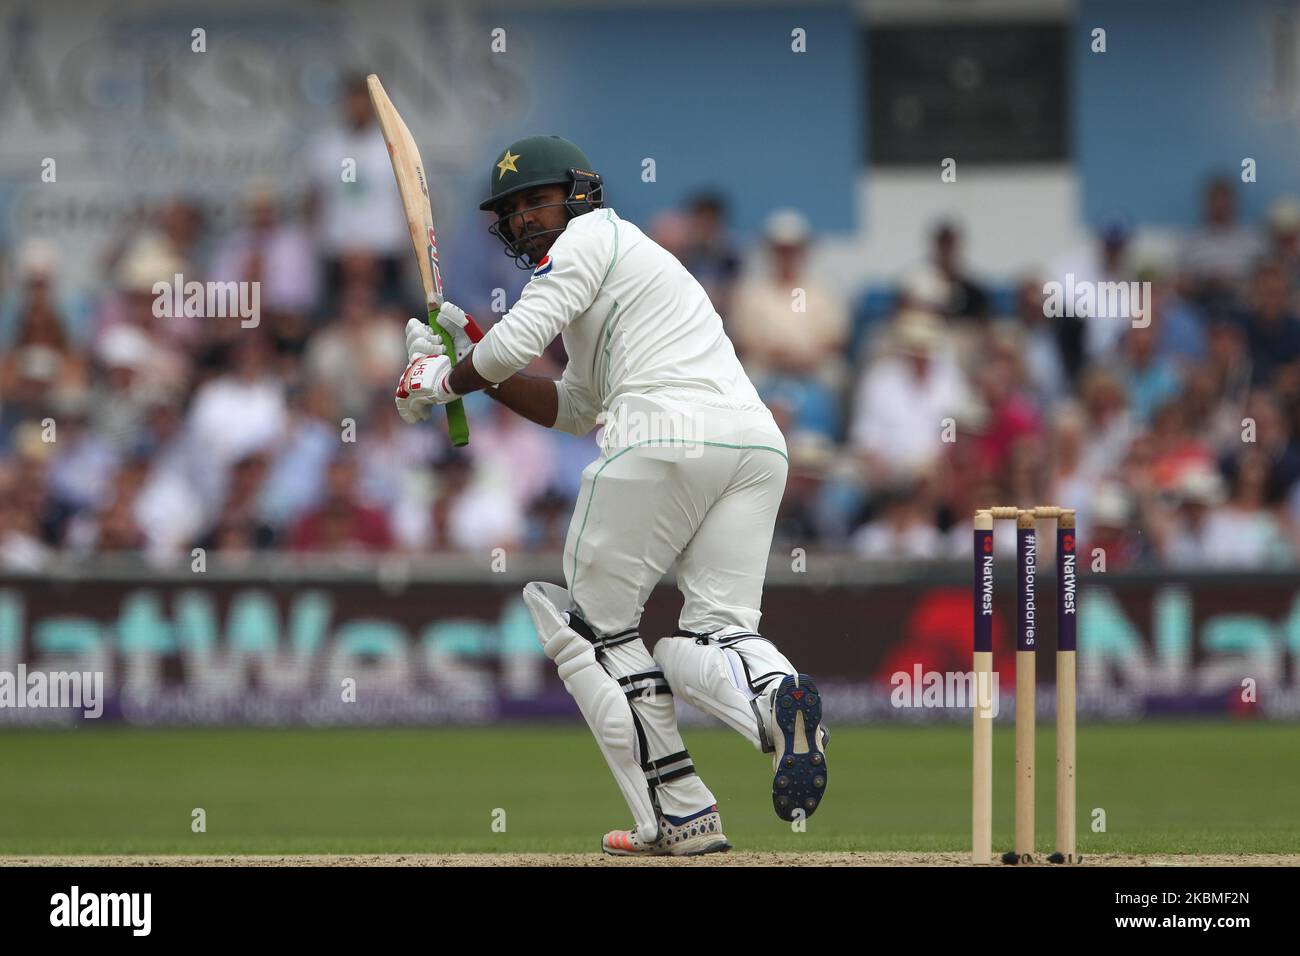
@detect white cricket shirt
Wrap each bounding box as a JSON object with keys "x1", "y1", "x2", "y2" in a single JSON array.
[{"x1": 471, "y1": 208, "x2": 770, "y2": 436}]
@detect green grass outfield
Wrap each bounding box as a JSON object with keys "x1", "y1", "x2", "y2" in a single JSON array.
[{"x1": 0, "y1": 722, "x2": 1296, "y2": 856}]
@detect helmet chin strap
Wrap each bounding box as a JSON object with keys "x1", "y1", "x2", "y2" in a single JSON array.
[
  {"x1": 487, "y1": 174, "x2": 604, "y2": 269},
  {"x1": 491, "y1": 218, "x2": 569, "y2": 270},
  {"x1": 488, "y1": 205, "x2": 568, "y2": 269}
]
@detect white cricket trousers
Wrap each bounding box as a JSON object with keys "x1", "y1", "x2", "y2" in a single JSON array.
[{"x1": 562, "y1": 396, "x2": 789, "y2": 638}]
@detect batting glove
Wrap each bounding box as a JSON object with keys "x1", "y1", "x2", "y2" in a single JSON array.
[
  {"x1": 404, "y1": 317, "x2": 447, "y2": 363},
  {"x1": 405, "y1": 301, "x2": 484, "y2": 364},
  {"x1": 394, "y1": 353, "x2": 458, "y2": 424}
]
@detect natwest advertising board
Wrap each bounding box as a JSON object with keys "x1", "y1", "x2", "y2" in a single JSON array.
[{"x1": 0, "y1": 562, "x2": 1296, "y2": 725}]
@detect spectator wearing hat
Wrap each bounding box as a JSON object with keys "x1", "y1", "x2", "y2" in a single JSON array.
[
  {"x1": 730, "y1": 208, "x2": 849, "y2": 439},
  {"x1": 0, "y1": 240, "x2": 90, "y2": 349},
  {"x1": 1157, "y1": 457, "x2": 1291, "y2": 567},
  {"x1": 98, "y1": 201, "x2": 207, "y2": 354},
  {"x1": 93, "y1": 239, "x2": 197, "y2": 398},
  {"x1": 0, "y1": 342, "x2": 62, "y2": 455},
  {"x1": 1079, "y1": 483, "x2": 1147, "y2": 570},
  {"x1": 90, "y1": 326, "x2": 161, "y2": 453},
  {"x1": 1147, "y1": 466, "x2": 1220, "y2": 567},
  {"x1": 0, "y1": 240, "x2": 89, "y2": 399},
  {"x1": 848, "y1": 310, "x2": 970, "y2": 486}
]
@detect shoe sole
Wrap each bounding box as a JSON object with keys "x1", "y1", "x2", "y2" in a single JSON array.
[
  {"x1": 771, "y1": 674, "x2": 828, "y2": 821},
  {"x1": 602, "y1": 845, "x2": 667, "y2": 857},
  {"x1": 602, "y1": 837, "x2": 733, "y2": 857},
  {"x1": 672, "y1": 837, "x2": 732, "y2": 857}
]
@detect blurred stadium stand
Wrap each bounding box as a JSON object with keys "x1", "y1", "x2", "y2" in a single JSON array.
[{"x1": 0, "y1": 0, "x2": 1298, "y2": 573}]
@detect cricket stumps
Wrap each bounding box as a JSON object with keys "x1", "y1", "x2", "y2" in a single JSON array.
[{"x1": 972, "y1": 507, "x2": 1080, "y2": 866}]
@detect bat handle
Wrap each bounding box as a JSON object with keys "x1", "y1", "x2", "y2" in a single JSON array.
[{"x1": 428, "y1": 307, "x2": 470, "y2": 447}]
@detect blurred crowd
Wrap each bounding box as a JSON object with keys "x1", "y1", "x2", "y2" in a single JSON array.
[
  {"x1": 0, "y1": 79, "x2": 1297, "y2": 569},
  {"x1": 744, "y1": 176, "x2": 1300, "y2": 570}
]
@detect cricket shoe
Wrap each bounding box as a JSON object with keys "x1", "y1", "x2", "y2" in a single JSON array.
[
  {"x1": 768, "y1": 674, "x2": 829, "y2": 821},
  {"x1": 601, "y1": 805, "x2": 731, "y2": 857}
]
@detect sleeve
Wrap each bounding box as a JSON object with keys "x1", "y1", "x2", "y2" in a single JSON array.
[
  {"x1": 470, "y1": 218, "x2": 613, "y2": 383},
  {"x1": 552, "y1": 362, "x2": 603, "y2": 436}
]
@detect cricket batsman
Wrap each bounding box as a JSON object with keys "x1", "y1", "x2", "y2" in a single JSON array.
[{"x1": 394, "y1": 135, "x2": 828, "y2": 855}]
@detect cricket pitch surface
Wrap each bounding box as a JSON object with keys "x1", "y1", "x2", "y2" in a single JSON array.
[{"x1": 4, "y1": 852, "x2": 1297, "y2": 867}]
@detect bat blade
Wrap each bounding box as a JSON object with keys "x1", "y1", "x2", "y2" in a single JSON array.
[{"x1": 367, "y1": 73, "x2": 468, "y2": 447}]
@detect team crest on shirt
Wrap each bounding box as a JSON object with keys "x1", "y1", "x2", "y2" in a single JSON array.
[{"x1": 532, "y1": 255, "x2": 553, "y2": 278}]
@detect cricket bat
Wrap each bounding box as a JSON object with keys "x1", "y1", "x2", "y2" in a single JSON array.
[{"x1": 367, "y1": 73, "x2": 470, "y2": 447}]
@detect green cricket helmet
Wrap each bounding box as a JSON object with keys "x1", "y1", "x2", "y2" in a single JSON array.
[{"x1": 480, "y1": 135, "x2": 604, "y2": 268}]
